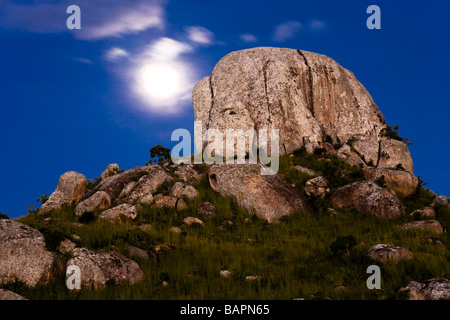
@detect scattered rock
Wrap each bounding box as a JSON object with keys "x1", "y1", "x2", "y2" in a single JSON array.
[
  {"x1": 0, "y1": 220, "x2": 55, "y2": 286},
  {"x1": 99, "y1": 163, "x2": 120, "y2": 180},
  {"x1": 154, "y1": 194, "x2": 178, "y2": 209},
  {"x1": 127, "y1": 167, "x2": 172, "y2": 203},
  {"x1": 169, "y1": 182, "x2": 199, "y2": 200},
  {"x1": 304, "y1": 176, "x2": 330, "y2": 197},
  {"x1": 176, "y1": 199, "x2": 189, "y2": 211},
  {"x1": 0, "y1": 289, "x2": 27, "y2": 300},
  {"x1": 410, "y1": 207, "x2": 436, "y2": 219},
  {"x1": 183, "y1": 217, "x2": 204, "y2": 225},
  {"x1": 174, "y1": 164, "x2": 204, "y2": 183},
  {"x1": 75, "y1": 191, "x2": 111, "y2": 216},
  {"x1": 128, "y1": 245, "x2": 150, "y2": 260},
  {"x1": 401, "y1": 220, "x2": 444, "y2": 234},
  {"x1": 59, "y1": 239, "x2": 77, "y2": 254},
  {"x1": 138, "y1": 224, "x2": 154, "y2": 231},
  {"x1": 67, "y1": 248, "x2": 144, "y2": 289},
  {"x1": 431, "y1": 195, "x2": 449, "y2": 207},
  {"x1": 330, "y1": 181, "x2": 405, "y2": 218},
  {"x1": 363, "y1": 167, "x2": 419, "y2": 198},
  {"x1": 245, "y1": 275, "x2": 261, "y2": 281},
  {"x1": 169, "y1": 227, "x2": 182, "y2": 234},
  {"x1": 220, "y1": 270, "x2": 232, "y2": 279},
  {"x1": 118, "y1": 181, "x2": 137, "y2": 198},
  {"x1": 367, "y1": 244, "x2": 413, "y2": 264},
  {"x1": 422, "y1": 238, "x2": 444, "y2": 246},
  {"x1": 400, "y1": 278, "x2": 450, "y2": 300},
  {"x1": 197, "y1": 202, "x2": 217, "y2": 217},
  {"x1": 41, "y1": 171, "x2": 87, "y2": 212},
  {"x1": 208, "y1": 164, "x2": 307, "y2": 222},
  {"x1": 294, "y1": 166, "x2": 317, "y2": 176},
  {"x1": 72, "y1": 234, "x2": 81, "y2": 241},
  {"x1": 378, "y1": 139, "x2": 414, "y2": 173},
  {"x1": 98, "y1": 204, "x2": 138, "y2": 222}
]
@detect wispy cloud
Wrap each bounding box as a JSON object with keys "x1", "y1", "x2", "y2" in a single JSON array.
[
  {"x1": 240, "y1": 34, "x2": 258, "y2": 43},
  {"x1": 309, "y1": 20, "x2": 327, "y2": 31},
  {"x1": 75, "y1": 58, "x2": 94, "y2": 64},
  {"x1": 104, "y1": 47, "x2": 130, "y2": 62},
  {"x1": 272, "y1": 21, "x2": 303, "y2": 42},
  {"x1": 185, "y1": 26, "x2": 214, "y2": 45},
  {"x1": 0, "y1": 0, "x2": 166, "y2": 40}
]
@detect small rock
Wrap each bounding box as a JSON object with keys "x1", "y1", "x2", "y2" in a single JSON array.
[
  {"x1": 0, "y1": 289, "x2": 27, "y2": 300},
  {"x1": 139, "y1": 224, "x2": 154, "y2": 231},
  {"x1": 197, "y1": 202, "x2": 217, "y2": 217},
  {"x1": 245, "y1": 275, "x2": 261, "y2": 281},
  {"x1": 410, "y1": 207, "x2": 435, "y2": 219},
  {"x1": 176, "y1": 199, "x2": 188, "y2": 211},
  {"x1": 72, "y1": 234, "x2": 81, "y2": 241},
  {"x1": 431, "y1": 196, "x2": 449, "y2": 207},
  {"x1": 98, "y1": 204, "x2": 138, "y2": 222},
  {"x1": 100, "y1": 163, "x2": 120, "y2": 180},
  {"x1": 169, "y1": 227, "x2": 182, "y2": 234},
  {"x1": 422, "y1": 238, "x2": 444, "y2": 246},
  {"x1": 162, "y1": 280, "x2": 169, "y2": 287},
  {"x1": 294, "y1": 166, "x2": 317, "y2": 176},
  {"x1": 220, "y1": 270, "x2": 232, "y2": 279},
  {"x1": 400, "y1": 278, "x2": 450, "y2": 300},
  {"x1": 367, "y1": 244, "x2": 413, "y2": 264},
  {"x1": 154, "y1": 194, "x2": 178, "y2": 209},
  {"x1": 75, "y1": 191, "x2": 111, "y2": 216},
  {"x1": 169, "y1": 182, "x2": 199, "y2": 200},
  {"x1": 128, "y1": 245, "x2": 150, "y2": 260},
  {"x1": 59, "y1": 239, "x2": 77, "y2": 254},
  {"x1": 305, "y1": 176, "x2": 330, "y2": 197},
  {"x1": 401, "y1": 220, "x2": 444, "y2": 234},
  {"x1": 183, "y1": 217, "x2": 204, "y2": 225}
]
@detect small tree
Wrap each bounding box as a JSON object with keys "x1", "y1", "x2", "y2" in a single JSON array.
[
  {"x1": 147, "y1": 145, "x2": 171, "y2": 165},
  {"x1": 37, "y1": 193, "x2": 49, "y2": 205},
  {"x1": 379, "y1": 125, "x2": 412, "y2": 145}
]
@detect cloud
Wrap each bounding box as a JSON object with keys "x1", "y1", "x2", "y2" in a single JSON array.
[
  {"x1": 75, "y1": 58, "x2": 94, "y2": 64},
  {"x1": 0, "y1": 0, "x2": 166, "y2": 40},
  {"x1": 104, "y1": 47, "x2": 130, "y2": 61},
  {"x1": 142, "y1": 37, "x2": 192, "y2": 61},
  {"x1": 240, "y1": 34, "x2": 258, "y2": 43},
  {"x1": 185, "y1": 26, "x2": 214, "y2": 45},
  {"x1": 309, "y1": 20, "x2": 327, "y2": 31},
  {"x1": 272, "y1": 21, "x2": 302, "y2": 42}
]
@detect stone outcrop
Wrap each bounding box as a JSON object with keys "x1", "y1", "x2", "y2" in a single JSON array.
[
  {"x1": 174, "y1": 164, "x2": 205, "y2": 183},
  {"x1": 431, "y1": 195, "x2": 449, "y2": 207},
  {"x1": 75, "y1": 191, "x2": 111, "y2": 216},
  {"x1": 169, "y1": 182, "x2": 199, "y2": 200},
  {"x1": 41, "y1": 171, "x2": 87, "y2": 212},
  {"x1": 197, "y1": 202, "x2": 217, "y2": 217},
  {"x1": 304, "y1": 176, "x2": 330, "y2": 197},
  {"x1": 98, "y1": 204, "x2": 138, "y2": 222},
  {"x1": 193, "y1": 47, "x2": 387, "y2": 159},
  {"x1": 378, "y1": 139, "x2": 414, "y2": 173},
  {"x1": 400, "y1": 279, "x2": 450, "y2": 300},
  {"x1": 183, "y1": 217, "x2": 204, "y2": 225},
  {"x1": 67, "y1": 248, "x2": 144, "y2": 289},
  {"x1": 363, "y1": 167, "x2": 419, "y2": 198},
  {"x1": 154, "y1": 194, "x2": 178, "y2": 209},
  {"x1": 330, "y1": 181, "x2": 405, "y2": 218},
  {"x1": 0, "y1": 289, "x2": 27, "y2": 300},
  {"x1": 0, "y1": 220, "x2": 55, "y2": 287},
  {"x1": 126, "y1": 167, "x2": 172, "y2": 203},
  {"x1": 100, "y1": 163, "x2": 120, "y2": 180},
  {"x1": 350, "y1": 134, "x2": 379, "y2": 166},
  {"x1": 367, "y1": 244, "x2": 413, "y2": 264},
  {"x1": 410, "y1": 207, "x2": 435, "y2": 219},
  {"x1": 401, "y1": 220, "x2": 444, "y2": 234},
  {"x1": 208, "y1": 164, "x2": 307, "y2": 222}
]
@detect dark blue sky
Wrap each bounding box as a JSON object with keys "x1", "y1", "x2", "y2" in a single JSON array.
[{"x1": 1, "y1": 0, "x2": 449, "y2": 218}]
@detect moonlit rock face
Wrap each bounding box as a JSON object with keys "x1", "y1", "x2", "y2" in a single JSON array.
[{"x1": 193, "y1": 47, "x2": 387, "y2": 156}]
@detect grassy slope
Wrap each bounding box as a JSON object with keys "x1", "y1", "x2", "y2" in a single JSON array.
[{"x1": 2, "y1": 151, "x2": 449, "y2": 300}]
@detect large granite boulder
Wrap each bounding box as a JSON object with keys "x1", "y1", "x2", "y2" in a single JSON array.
[
  {"x1": 367, "y1": 244, "x2": 413, "y2": 264},
  {"x1": 401, "y1": 220, "x2": 444, "y2": 234},
  {"x1": 378, "y1": 139, "x2": 414, "y2": 173},
  {"x1": 0, "y1": 289, "x2": 27, "y2": 300},
  {"x1": 193, "y1": 47, "x2": 387, "y2": 158},
  {"x1": 99, "y1": 163, "x2": 120, "y2": 180},
  {"x1": 41, "y1": 171, "x2": 87, "y2": 212},
  {"x1": 208, "y1": 164, "x2": 307, "y2": 222},
  {"x1": 0, "y1": 220, "x2": 55, "y2": 286},
  {"x1": 330, "y1": 181, "x2": 405, "y2": 218},
  {"x1": 98, "y1": 204, "x2": 138, "y2": 222},
  {"x1": 67, "y1": 248, "x2": 144, "y2": 289}
]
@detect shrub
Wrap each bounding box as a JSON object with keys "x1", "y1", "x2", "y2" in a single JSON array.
[
  {"x1": 379, "y1": 125, "x2": 412, "y2": 145},
  {"x1": 147, "y1": 145, "x2": 172, "y2": 165},
  {"x1": 0, "y1": 212, "x2": 10, "y2": 219},
  {"x1": 41, "y1": 228, "x2": 66, "y2": 251},
  {"x1": 374, "y1": 175, "x2": 387, "y2": 188},
  {"x1": 78, "y1": 211, "x2": 96, "y2": 224},
  {"x1": 37, "y1": 194, "x2": 49, "y2": 205},
  {"x1": 330, "y1": 235, "x2": 357, "y2": 257}
]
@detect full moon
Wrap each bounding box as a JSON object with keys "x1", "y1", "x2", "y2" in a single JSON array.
[{"x1": 139, "y1": 63, "x2": 182, "y2": 101}]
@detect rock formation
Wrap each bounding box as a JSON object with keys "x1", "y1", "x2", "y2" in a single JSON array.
[
  {"x1": 400, "y1": 279, "x2": 450, "y2": 300},
  {"x1": 0, "y1": 220, "x2": 55, "y2": 286}
]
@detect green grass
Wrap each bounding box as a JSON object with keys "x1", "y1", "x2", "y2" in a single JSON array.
[{"x1": 3, "y1": 155, "x2": 449, "y2": 300}]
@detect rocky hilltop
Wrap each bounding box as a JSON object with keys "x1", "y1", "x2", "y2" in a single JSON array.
[{"x1": 0, "y1": 47, "x2": 449, "y2": 300}]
